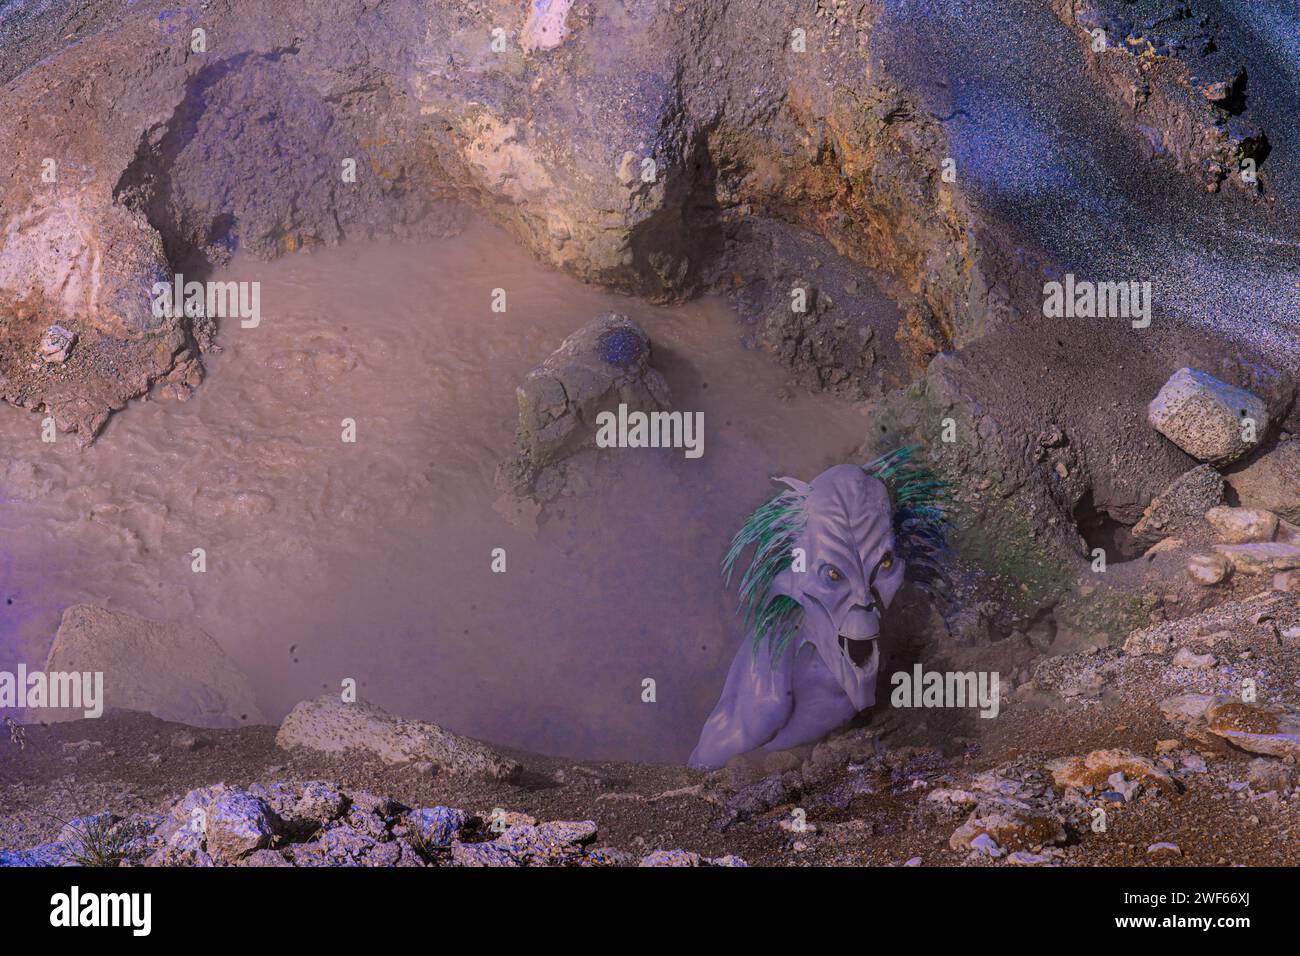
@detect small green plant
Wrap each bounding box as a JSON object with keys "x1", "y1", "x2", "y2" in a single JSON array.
[
  {"x1": 402, "y1": 821, "x2": 445, "y2": 864},
  {"x1": 63, "y1": 816, "x2": 146, "y2": 868},
  {"x1": 35, "y1": 811, "x2": 149, "y2": 868}
]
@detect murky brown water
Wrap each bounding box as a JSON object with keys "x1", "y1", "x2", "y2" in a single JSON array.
[{"x1": 0, "y1": 218, "x2": 876, "y2": 761}]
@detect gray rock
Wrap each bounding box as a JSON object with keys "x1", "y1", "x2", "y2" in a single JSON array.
[
  {"x1": 1205, "y1": 506, "x2": 1279, "y2": 544},
  {"x1": 1226, "y1": 440, "x2": 1300, "y2": 523},
  {"x1": 406, "y1": 807, "x2": 470, "y2": 848},
  {"x1": 639, "y1": 849, "x2": 702, "y2": 867},
  {"x1": 1213, "y1": 542, "x2": 1300, "y2": 575},
  {"x1": 581, "y1": 847, "x2": 637, "y2": 867},
  {"x1": 0, "y1": 842, "x2": 74, "y2": 867},
  {"x1": 1132, "y1": 464, "x2": 1224, "y2": 542},
  {"x1": 292, "y1": 825, "x2": 381, "y2": 867},
  {"x1": 450, "y1": 841, "x2": 522, "y2": 867},
  {"x1": 1186, "y1": 552, "x2": 1232, "y2": 585},
  {"x1": 242, "y1": 849, "x2": 292, "y2": 867},
  {"x1": 275, "y1": 694, "x2": 519, "y2": 780},
  {"x1": 1158, "y1": 693, "x2": 1215, "y2": 722},
  {"x1": 490, "y1": 820, "x2": 598, "y2": 865},
  {"x1": 726, "y1": 772, "x2": 802, "y2": 821},
  {"x1": 1204, "y1": 699, "x2": 1300, "y2": 760},
  {"x1": 1172, "y1": 647, "x2": 1216, "y2": 669},
  {"x1": 39, "y1": 325, "x2": 76, "y2": 363},
  {"x1": 1123, "y1": 626, "x2": 1173, "y2": 656},
  {"x1": 171, "y1": 784, "x2": 277, "y2": 863},
  {"x1": 1245, "y1": 758, "x2": 1293, "y2": 793},
  {"x1": 1147, "y1": 368, "x2": 1269, "y2": 464}
]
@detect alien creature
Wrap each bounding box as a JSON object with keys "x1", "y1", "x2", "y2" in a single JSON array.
[{"x1": 689, "y1": 447, "x2": 949, "y2": 769}]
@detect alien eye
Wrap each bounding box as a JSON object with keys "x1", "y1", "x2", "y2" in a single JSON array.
[
  {"x1": 880, "y1": 552, "x2": 894, "y2": 571},
  {"x1": 824, "y1": 566, "x2": 844, "y2": 583}
]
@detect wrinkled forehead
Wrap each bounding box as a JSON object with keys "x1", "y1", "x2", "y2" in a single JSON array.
[{"x1": 799, "y1": 466, "x2": 895, "y2": 570}]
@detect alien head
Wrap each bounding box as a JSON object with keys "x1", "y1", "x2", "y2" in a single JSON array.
[
  {"x1": 769, "y1": 465, "x2": 902, "y2": 708},
  {"x1": 724, "y1": 447, "x2": 950, "y2": 713}
]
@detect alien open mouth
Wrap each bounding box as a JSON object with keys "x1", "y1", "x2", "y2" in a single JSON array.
[{"x1": 837, "y1": 634, "x2": 876, "y2": 667}]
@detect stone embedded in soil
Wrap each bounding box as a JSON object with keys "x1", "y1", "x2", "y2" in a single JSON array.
[
  {"x1": 1147, "y1": 842, "x2": 1181, "y2": 857},
  {"x1": 1147, "y1": 368, "x2": 1269, "y2": 465},
  {"x1": 1186, "y1": 552, "x2": 1232, "y2": 585},
  {"x1": 487, "y1": 820, "x2": 599, "y2": 866},
  {"x1": 949, "y1": 807, "x2": 1066, "y2": 854},
  {"x1": 1171, "y1": 647, "x2": 1216, "y2": 670},
  {"x1": 1212, "y1": 542, "x2": 1300, "y2": 575},
  {"x1": 1245, "y1": 758, "x2": 1294, "y2": 794},
  {"x1": 639, "y1": 849, "x2": 748, "y2": 867},
  {"x1": 38, "y1": 324, "x2": 76, "y2": 363},
  {"x1": 275, "y1": 694, "x2": 519, "y2": 780},
  {"x1": 1226, "y1": 440, "x2": 1300, "y2": 523},
  {"x1": 1203, "y1": 699, "x2": 1300, "y2": 760},
  {"x1": 1275, "y1": 571, "x2": 1300, "y2": 593},
  {"x1": 1045, "y1": 749, "x2": 1177, "y2": 794},
  {"x1": 1006, "y1": 849, "x2": 1061, "y2": 866},
  {"x1": 1205, "y1": 506, "x2": 1279, "y2": 544},
  {"x1": 1132, "y1": 464, "x2": 1224, "y2": 542},
  {"x1": 43, "y1": 604, "x2": 262, "y2": 729},
  {"x1": 1123, "y1": 626, "x2": 1174, "y2": 656}
]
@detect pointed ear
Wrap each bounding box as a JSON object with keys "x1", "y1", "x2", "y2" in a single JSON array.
[
  {"x1": 770, "y1": 565, "x2": 799, "y2": 599},
  {"x1": 771, "y1": 475, "x2": 811, "y2": 495}
]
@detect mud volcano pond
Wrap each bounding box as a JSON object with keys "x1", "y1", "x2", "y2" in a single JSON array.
[
  {"x1": 4, "y1": 0, "x2": 1300, "y2": 884},
  {"x1": 0, "y1": 217, "x2": 875, "y2": 762}
]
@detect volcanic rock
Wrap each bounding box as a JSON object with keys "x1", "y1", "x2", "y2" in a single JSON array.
[
  {"x1": 1205, "y1": 506, "x2": 1279, "y2": 544},
  {"x1": 1227, "y1": 441, "x2": 1300, "y2": 523},
  {"x1": 275, "y1": 694, "x2": 519, "y2": 780},
  {"x1": 1147, "y1": 368, "x2": 1269, "y2": 465}
]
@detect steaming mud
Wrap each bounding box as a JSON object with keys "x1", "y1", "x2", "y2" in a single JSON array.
[{"x1": 0, "y1": 218, "x2": 878, "y2": 762}]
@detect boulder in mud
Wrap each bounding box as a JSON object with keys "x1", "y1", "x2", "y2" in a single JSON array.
[
  {"x1": 496, "y1": 313, "x2": 671, "y2": 498},
  {"x1": 1147, "y1": 368, "x2": 1269, "y2": 465},
  {"x1": 43, "y1": 604, "x2": 262, "y2": 729},
  {"x1": 275, "y1": 694, "x2": 519, "y2": 780}
]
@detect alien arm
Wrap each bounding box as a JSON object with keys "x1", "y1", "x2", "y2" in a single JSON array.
[{"x1": 688, "y1": 636, "x2": 795, "y2": 769}]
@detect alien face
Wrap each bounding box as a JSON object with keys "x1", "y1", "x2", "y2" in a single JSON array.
[{"x1": 772, "y1": 464, "x2": 905, "y2": 710}]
